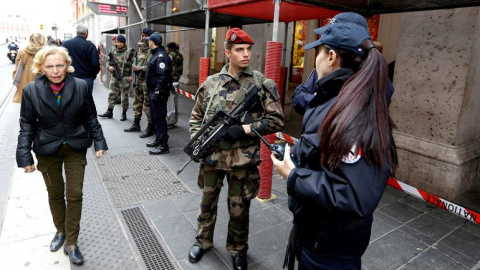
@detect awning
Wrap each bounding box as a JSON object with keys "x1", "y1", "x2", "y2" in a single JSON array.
[
  {"x1": 147, "y1": 0, "x2": 480, "y2": 28},
  {"x1": 294, "y1": 0, "x2": 480, "y2": 16},
  {"x1": 100, "y1": 28, "x2": 125, "y2": 35},
  {"x1": 148, "y1": 8, "x2": 272, "y2": 29},
  {"x1": 208, "y1": 0, "x2": 340, "y2": 23}
]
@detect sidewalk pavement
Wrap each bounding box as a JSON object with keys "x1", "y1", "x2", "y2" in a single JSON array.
[{"x1": 0, "y1": 78, "x2": 479, "y2": 270}]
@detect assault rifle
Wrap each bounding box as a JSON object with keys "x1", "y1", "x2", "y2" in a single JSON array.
[
  {"x1": 177, "y1": 84, "x2": 260, "y2": 175},
  {"x1": 132, "y1": 51, "x2": 139, "y2": 87},
  {"x1": 108, "y1": 51, "x2": 122, "y2": 81}
]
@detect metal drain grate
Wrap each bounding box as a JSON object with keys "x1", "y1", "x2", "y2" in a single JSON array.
[
  {"x1": 122, "y1": 207, "x2": 176, "y2": 270},
  {"x1": 97, "y1": 152, "x2": 191, "y2": 207}
]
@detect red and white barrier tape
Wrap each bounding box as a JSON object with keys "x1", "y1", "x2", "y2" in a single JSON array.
[
  {"x1": 176, "y1": 88, "x2": 480, "y2": 224},
  {"x1": 388, "y1": 177, "x2": 480, "y2": 225},
  {"x1": 176, "y1": 88, "x2": 195, "y2": 100}
]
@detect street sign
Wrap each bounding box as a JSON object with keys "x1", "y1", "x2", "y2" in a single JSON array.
[{"x1": 87, "y1": 1, "x2": 128, "y2": 17}]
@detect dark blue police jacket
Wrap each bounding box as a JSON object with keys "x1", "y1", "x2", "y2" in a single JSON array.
[
  {"x1": 292, "y1": 68, "x2": 395, "y2": 115},
  {"x1": 287, "y1": 68, "x2": 390, "y2": 237},
  {"x1": 145, "y1": 46, "x2": 172, "y2": 95}
]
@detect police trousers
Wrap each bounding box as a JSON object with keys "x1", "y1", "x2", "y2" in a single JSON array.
[
  {"x1": 36, "y1": 144, "x2": 87, "y2": 246},
  {"x1": 148, "y1": 91, "x2": 169, "y2": 143},
  {"x1": 297, "y1": 217, "x2": 372, "y2": 270},
  {"x1": 195, "y1": 164, "x2": 260, "y2": 255}
]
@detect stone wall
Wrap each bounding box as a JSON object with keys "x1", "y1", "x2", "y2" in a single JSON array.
[{"x1": 391, "y1": 7, "x2": 480, "y2": 200}]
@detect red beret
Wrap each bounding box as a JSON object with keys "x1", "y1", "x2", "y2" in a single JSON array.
[
  {"x1": 225, "y1": 28, "x2": 254, "y2": 45},
  {"x1": 111, "y1": 36, "x2": 117, "y2": 41}
]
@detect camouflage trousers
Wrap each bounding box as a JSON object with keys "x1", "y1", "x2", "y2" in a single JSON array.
[
  {"x1": 108, "y1": 76, "x2": 131, "y2": 109},
  {"x1": 132, "y1": 79, "x2": 151, "y2": 122},
  {"x1": 195, "y1": 164, "x2": 260, "y2": 255}
]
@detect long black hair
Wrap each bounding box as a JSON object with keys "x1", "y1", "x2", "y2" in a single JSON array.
[{"x1": 319, "y1": 39, "x2": 396, "y2": 174}]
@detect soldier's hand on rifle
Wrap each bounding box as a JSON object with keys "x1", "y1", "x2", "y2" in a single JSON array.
[
  {"x1": 225, "y1": 125, "x2": 247, "y2": 143},
  {"x1": 132, "y1": 65, "x2": 142, "y2": 72},
  {"x1": 128, "y1": 76, "x2": 132, "y2": 83},
  {"x1": 108, "y1": 66, "x2": 114, "y2": 72}
]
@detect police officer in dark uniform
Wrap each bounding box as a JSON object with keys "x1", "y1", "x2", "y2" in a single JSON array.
[
  {"x1": 145, "y1": 33, "x2": 172, "y2": 155},
  {"x1": 272, "y1": 12, "x2": 396, "y2": 270}
]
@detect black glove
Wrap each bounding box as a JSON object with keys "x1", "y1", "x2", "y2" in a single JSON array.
[{"x1": 225, "y1": 125, "x2": 246, "y2": 143}]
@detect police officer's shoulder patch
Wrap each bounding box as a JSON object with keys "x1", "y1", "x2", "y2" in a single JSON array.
[
  {"x1": 342, "y1": 145, "x2": 362, "y2": 164},
  {"x1": 159, "y1": 62, "x2": 165, "y2": 69}
]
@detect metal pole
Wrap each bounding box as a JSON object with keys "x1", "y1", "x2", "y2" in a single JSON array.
[
  {"x1": 282, "y1": 22, "x2": 289, "y2": 66},
  {"x1": 203, "y1": 8, "x2": 210, "y2": 58},
  {"x1": 272, "y1": 0, "x2": 280, "y2": 42},
  {"x1": 131, "y1": 0, "x2": 144, "y2": 23}
]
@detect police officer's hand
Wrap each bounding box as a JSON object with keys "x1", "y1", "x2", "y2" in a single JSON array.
[
  {"x1": 225, "y1": 125, "x2": 246, "y2": 143},
  {"x1": 271, "y1": 144, "x2": 295, "y2": 179}
]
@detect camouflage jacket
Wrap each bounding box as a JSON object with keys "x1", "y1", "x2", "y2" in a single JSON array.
[
  {"x1": 168, "y1": 51, "x2": 183, "y2": 82},
  {"x1": 108, "y1": 45, "x2": 134, "y2": 78},
  {"x1": 189, "y1": 64, "x2": 284, "y2": 170},
  {"x1": 136, "y1": 41, "x2": 150, "y2": 80}
]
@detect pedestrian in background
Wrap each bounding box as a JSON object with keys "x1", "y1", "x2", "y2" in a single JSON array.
[
  {"x1": 145, "y1": 33, "x2": 172, "y2": 155},
  {"x1": 98, "y1": 34, "x2": 134, "y2": 121},
  {"x1": 62, "y1": 24, "x2": 101, "y2": 94},
  {"x1": 47, "y1": 35, "x2": 56, "y2": 46},
  {"x1": 166, "y1": 42, "x2": 183, "y2": 127},
  {"x1": 16, "y1": 46, "x2": 108, "y2": 265},
  {"x1": 272, "y1": 12, "x2": 396, "y2": 269},
  {"x1": 187, "y1": 28, "x2": 284, "y2": 270},
  {"x1": 125, "y1": 28, "x2": 154, "y2": 135},
  {"x1": 11, "y1": 33, "x2": 47, "y2": 103}
]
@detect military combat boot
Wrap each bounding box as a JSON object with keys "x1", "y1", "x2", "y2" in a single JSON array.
[
  {"x1": 139, "y1": 122, "x2": 154, "y2": 138},
  {"x1": 98, "y1": 107, "x2": 113, "y2": 118},
  {"x1": 124, "y1": 118, "x2": 141, "y2": 132},
  {"x1": 120, "y1": 109, "x2": 127, "y2": 121}
]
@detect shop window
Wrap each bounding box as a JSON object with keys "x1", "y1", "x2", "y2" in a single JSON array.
[{"x1": 291, "y1": 20, "x2": 307, "y2": 83}]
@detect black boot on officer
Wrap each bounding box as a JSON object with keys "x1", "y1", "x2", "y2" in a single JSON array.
[
  {"x1": 98, "y1": 107, "x2": 113, "y2": 118},
  {"x1": 120, "y1": 109, "x2": 127, "y2": 121},
  {"x1": 124, "y1": 118, "x2": 141, "y2": 132},
  {"x1": 139, "y1": 122, "x2": 154, "y2": 138},
  {"x1": 149, "y1": 142, "x2": 169, "y2": 155}
]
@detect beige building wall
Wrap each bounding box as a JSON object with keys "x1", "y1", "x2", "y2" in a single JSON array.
[{"x1": 390, "y1": 7, "x2": 480, "y2": 200}]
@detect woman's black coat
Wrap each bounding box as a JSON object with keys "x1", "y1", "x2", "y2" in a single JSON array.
[{"x1": 16, "y1": 74, "x2": 108, "y2": 168}]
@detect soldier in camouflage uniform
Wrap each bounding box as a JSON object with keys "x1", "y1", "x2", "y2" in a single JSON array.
[
  {"x1": 109, "y1": 35, "x2": 121, "y2": 105},
  {"x1": 166, "y1": 42, "x2": 183, "y2": 127},
  {"x1": 124, "y1": 28, "x2": 153, "y2": 134},
  {"x1": 187, "y1": 28, "x2": 284, "y2": 270},
  {"x1": 98, "y1": 35, "x2": 134, "y2": 121}
]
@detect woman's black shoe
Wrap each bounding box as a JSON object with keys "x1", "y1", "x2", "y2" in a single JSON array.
[
  {"x1": 64, "y1": 245, "x2": 85, "y2": 265},
  {"x1": 49, "y1": 233, "x2": 65, "y2": 252}
]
